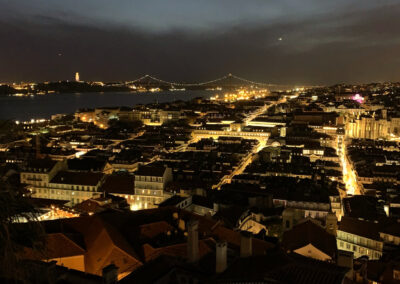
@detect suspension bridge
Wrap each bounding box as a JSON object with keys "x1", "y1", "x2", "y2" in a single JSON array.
[{"x1": 128, "y1": 73, "x2": 276, "y2": 89}]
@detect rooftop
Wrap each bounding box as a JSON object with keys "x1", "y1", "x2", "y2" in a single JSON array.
[
  {"x1": 67, "y1": 158, "x2": 108, "y2": 172},
  {"x1": 101, "y1": 174, "x2": 135, "y2": 194},
  {"x1": 135, "y1": 165, "x2": 167, "y2": 177},
  {"x1": 23, "y1": 159, "x2": 57, "y2": 172},
  {"x1": 50, "y1": 171, "x2": 104, "y2": 186},
  {"x1": 338, "y1": 217, "x2": 381, "y2": 241},
  {"x1": 282, "y1": 219, "x2": 337, "y2": 258}
]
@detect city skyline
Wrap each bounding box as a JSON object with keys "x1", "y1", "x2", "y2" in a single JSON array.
[
  {"x1": 1, "y1": 2, "x2": 400, "y2": 283},
  {"x1": 1, "y1": 0, "x2": 400, "y2": 84}
]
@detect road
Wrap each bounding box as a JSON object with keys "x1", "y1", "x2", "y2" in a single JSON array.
[
  {"x1": 213, "y1": 97, "x2": 285, "y2": 189},
  {"x1": 340, "y1": 138, "x2": 361, "y2": 195}
]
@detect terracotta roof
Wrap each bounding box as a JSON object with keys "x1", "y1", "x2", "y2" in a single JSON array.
[
  {"x1": 219, "y1": 249, "x2": 348, "y2": 284},
  {"x1": 67, "y1": 158, "x2": 108, "y2": 172},
  {"x1": 143, "y1": 239, "x2": 213, "y2": 262},
  {"x1": 158, "y1": 195, "x2": 186, "y2": 207},
  {"x1": 178, "y1": 210, "x2": 275, "y2": 255},
  {"x1": 366, "y1": 260, "x2": 400, "y2": 284},
  {"x1": 18, "y1": 260, "x2": 103, "y2": 284},
  {"x1": 20, "y1": 207, "x2": 276, "y2": 279},
  {"x1": 135, "y1": 165, "x2": 166, "y2": 177},
  {"x1": 24, "y1": 159, "x2": 57, "y2": 172},
  {"x1": 338, "y1": 217, "x2": 381, "y2": 241},
  {"x1": 24, "y1": 232, "x2": 86, "y2": 260},
  {"x1": 380, "y1": 219, "x2": 400, "y2": 237},
  {"x1": 73, "y1": 199, "x2": 106, "y2": 214},
  {"x1": 119, "y1": 254, "x2": 204, "y2": 284},
  {"x1": 51, "y1": 171, "x2": 104, "y2": 186},
  {"x1": 139, "y1": 221, "x2": 174, "y2": 239},
  {"x1": 72, "y1": 216, "x2": 142, "y2": 276},
  {"x1": 282, "y1": 219, "x2": 337, "y2": 258},
  {"x1": 270, "y1": 253, "x2": 349, "y2": 284},
  {"x1": 343, "y1": 195, "x2": 386, "y2": 220},
  {"x1": 101, "y1": 174, "x2": 135, "y2": 194}
]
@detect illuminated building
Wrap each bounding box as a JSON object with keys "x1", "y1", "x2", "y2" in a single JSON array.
[
  {"x1": 246, "y1": 118, "x2": 287, "y2": 129},
  {"x1": 192, "y1": 127, "x2": 270, "y2": 145},
  {"x1": 20, "y1": 159, "x2": 67, "y2": 198},
  {"x1": 29, "y1": 170, "x2": 105, "y2": 206},
  {"x1": 346, "y1": 115, "x2": 389, "y2": 140},
  {"x1": 337, "y1": 217, "x2": 383, "y2": 260},
  {"x1": 75, "y1": 72, "x2": 80, "y2": 82},
  {"x1": 346, "y1": 110, "x2": 400, "y2": 140},
  {"x1": 134, "y1": 165, "x2": 173, "y2": 209}
]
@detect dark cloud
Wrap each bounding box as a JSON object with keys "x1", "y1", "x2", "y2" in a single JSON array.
[{"x1": 0, "y1": 2, "x2": 399, "y2": 85}]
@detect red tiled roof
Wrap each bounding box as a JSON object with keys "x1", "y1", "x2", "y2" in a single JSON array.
[
  {"x1": 24, "y1": 159, "x2": 57, "y2": 172},
  {"x1": 24, "y1": 232, "x2": 86, "y2": 260},
  {"x1": 339, "y1": 217, "x2": 381, "y2": 241},
  {"x1": 282, "y1": 219, "x2": 337, "y2": 258},
  {"x1": 179, "y1": 210, "x2": 275, "y2": 254},
  {"x1": 101, "y1": 174, "x2": 135, "y2": 194},
  {"x1": 135, "y1": 165, "x2": 166, "y2": 177},
  {"x1": 139, "y1": 221, "x2": 174, "y2": 239},
  {"x1": 73, "y1": 199, "x2": 105, "y2": 214},
  {"x1": 20, "y1": 207, "x2": 276, "y2": 279},
  {"x1": 143, "y1": 239, "x2": 213, "y2": 262}
]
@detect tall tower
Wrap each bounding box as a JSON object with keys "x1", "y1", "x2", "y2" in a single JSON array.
[{"x1": 75, "y1": 72, "x2": 80, "y2": 82}]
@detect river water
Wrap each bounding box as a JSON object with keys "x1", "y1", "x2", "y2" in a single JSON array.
[{"x1": 0, "y1": 91, "x2": 214, "y2": 121}]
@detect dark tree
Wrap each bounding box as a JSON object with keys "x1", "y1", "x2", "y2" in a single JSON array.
[{"x1": 0, "y1": 181, "x2": 44, "y2": 281}]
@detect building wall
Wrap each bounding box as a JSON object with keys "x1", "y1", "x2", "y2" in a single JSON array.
[
  {"x1": 346, "y1": 117, "x2": 390, "y2": 139},
  {"x1": 330, "y1": 195, "x2": 343, "y2": 220},
  {"x1": 21, "y1": 160, "x2": 67, "y2": 198},
  {"x1": 112, "y1": 193, "x2": 136, "y2": 207},
  {"x1": 337, "y1": 230, "x2": 383, "y2": 260},
  {"x1": 33, "y1": 182, "x2": 102, "y2": 205},
  {"x1": 238, "y1": 216, "x2": 268, "y2": 235},
  {"x1": 192, "y1": 130, "x2": 269, "y2": 144},
  {"x1": 186, "y1": 204, "x2": 216, "y2": 216},
  {"x1": 380, "y1": 232, "x2": 400, "y2": 246},
  {"x1": 134, "y1": 168, "x2": 173, "y2": 209}
]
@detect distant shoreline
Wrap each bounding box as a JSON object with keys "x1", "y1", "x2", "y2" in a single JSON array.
[{"x1": 0, "y1": 90, "x2": 215, "y2": 121}]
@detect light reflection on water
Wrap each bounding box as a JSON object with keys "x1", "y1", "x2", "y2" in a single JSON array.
[{"x1": 0, "y1": 91, "x2": 214, "y2": 120}]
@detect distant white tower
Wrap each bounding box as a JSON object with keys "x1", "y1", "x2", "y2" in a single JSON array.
[{"x1": 75, "y1": 72, "x2": 80, "y2": 82}]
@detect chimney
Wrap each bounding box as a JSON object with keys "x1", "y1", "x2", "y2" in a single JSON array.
[
  {"x1": 337, "y1": 250, "x2": 354, "y2": 277},
  {"x1": 240, "y1": 231, "x2": 252, "y2": 258},
  {"x1": 216, "y1": 241, "x2": 227, "y2": 273},
  {"x1": 187, "y1": 219, "x2": 199, "y2": 262},
  {"x1": 102, "y1": 264, "x2": 118, "y2": 284}
]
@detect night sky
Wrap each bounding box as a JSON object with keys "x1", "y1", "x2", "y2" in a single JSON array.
[{"x1": 1, "y1": 0, "x2": 400, "y2": 85}]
